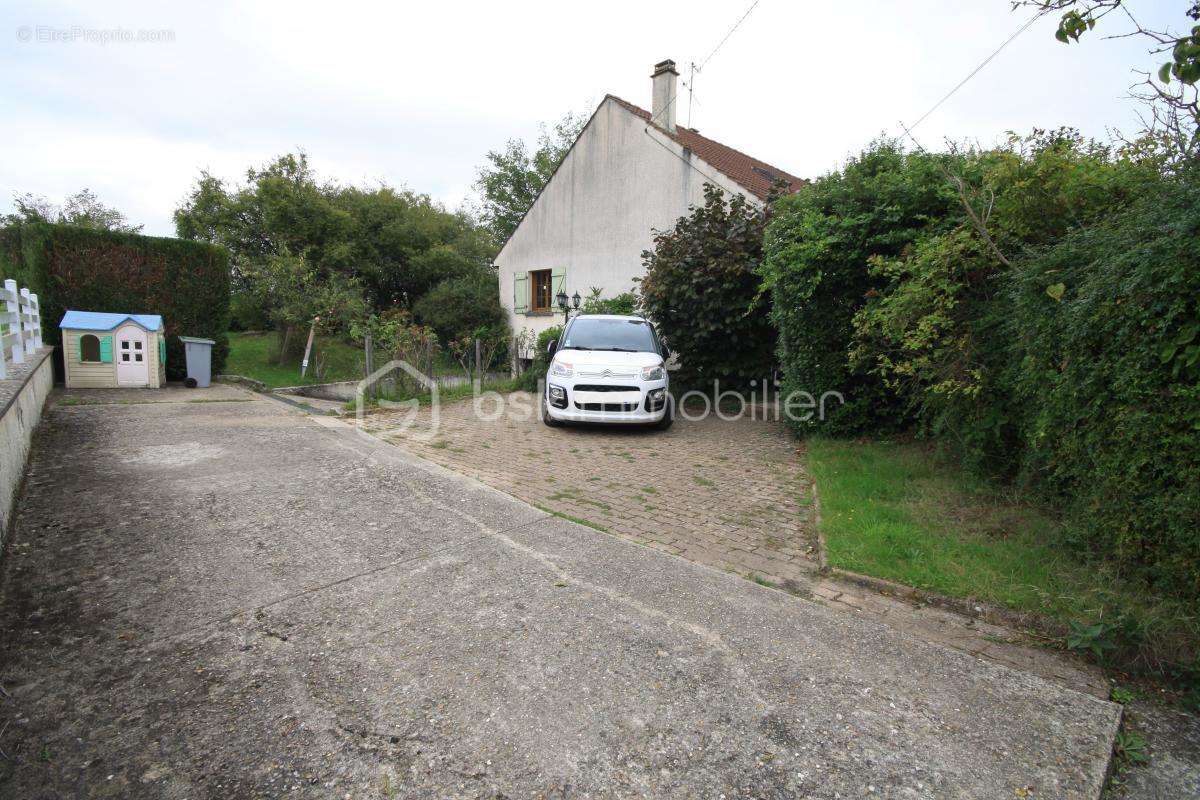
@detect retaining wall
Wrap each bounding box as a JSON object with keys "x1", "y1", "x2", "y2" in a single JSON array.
[{"x1": 1, "y1": 346, "x2": 54, "y2": 549}]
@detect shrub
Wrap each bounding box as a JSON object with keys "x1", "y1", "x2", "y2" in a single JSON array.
[
  {"x1": 849, "y1": 131, "x2": 1162, "y2": 471},
  {"x1": 412, "y1": 268, "x2": 505, "y2": 345},
  {"x1": 229, "y1": 291, "x2": 271, "y2": 332},
  {"x1": 1001, "y1": 175, "x2": 1200, "y2": 599},
  {"x1": 351, "y1": 308, "x2": 440, "y2": 392},
  {"x1": 639, "y1": 184, "x2": 774, "y2": 389},
  {"x1": 579, "y1": 288, "x2": 637, "y2": 316},
  {"x1": 761, "y1": 142, "x2": 963, "y2": 434},
  {"x1": 0, "y1": 222, "x2": 231, "y2": 379},
  {"x1": 781, "y1": 132, "x2": 1198, "y2": 606},
  {"x1": 516, "y1": 325, "x2": 562, "y2": 392}
]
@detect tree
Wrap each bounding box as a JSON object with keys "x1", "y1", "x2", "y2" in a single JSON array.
[
  {"x1": 174, "y1": 152, "x2": 489, "y2": 323},
  {"x1": 244, "y1": 251, "x2": 367, "y2": 333},
  {"x1": 412, "y1": 265, "x2": 504, "y2": 345},
  {"x1": 4, "y1": 188, "x2": 142, "y2": 232},
  {"x1": 474, "y1": 111, "x2": 587, "y2": 246},
  {"x1": 1017, "y1": 1, "x2": 1200, "y2": 140},
  {"x1": 639, "y1": 184, "x2": 775, "y2": 390}
]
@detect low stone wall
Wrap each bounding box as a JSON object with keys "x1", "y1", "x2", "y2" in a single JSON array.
[{"x1": 1, "y1": 347, "x2": 54, "y2": 549}]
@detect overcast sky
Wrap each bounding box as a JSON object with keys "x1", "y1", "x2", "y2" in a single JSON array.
[{"x1": 1, "y1": 0, "x2": 1182, "y2": 236}]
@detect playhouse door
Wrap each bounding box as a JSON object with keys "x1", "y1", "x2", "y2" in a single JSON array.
[{"x1": 115, "y1": 324, "x2": 150, "y2": 386}]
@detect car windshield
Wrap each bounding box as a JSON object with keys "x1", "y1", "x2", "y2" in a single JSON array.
[{"x1": 561, "y1": 318, "x2": 657, "y2": 353}]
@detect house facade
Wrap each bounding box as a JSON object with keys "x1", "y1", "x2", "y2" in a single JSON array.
[{"x1": 496, "y1": 60, "x2": 803, "y2": 362}]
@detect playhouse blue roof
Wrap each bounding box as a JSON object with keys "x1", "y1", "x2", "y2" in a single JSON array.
[{"x1": 59, "y1": 310, "x2": 164, "y2": 332}]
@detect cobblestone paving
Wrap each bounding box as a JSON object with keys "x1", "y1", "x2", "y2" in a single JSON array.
[
  {"x1": 360, "y1": 394, "x2": 821, "y2": 585},
  {"x1": 358, "y1": 392, "x2": 1107, "y2": 697}
]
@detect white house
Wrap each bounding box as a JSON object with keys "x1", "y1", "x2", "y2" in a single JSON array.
[{"x1": 496, "y1": 59, "x2": 804, "y2": 362}]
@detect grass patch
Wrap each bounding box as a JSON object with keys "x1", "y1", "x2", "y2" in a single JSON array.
[
  {"x1": 225, "y1": 331, "x2": 365, "y2": 389},
  {"x1": 548, "y1": 487, "x2": 610, "y2": 512},
  {"x1": 533, "y1": 503, "x2": 608, "y2": 532},
  {"x1": 749, "y1": 574, "x2": 777, "y2": 589},
  {"x1": 692, "y1": 475, "x2": 715, "y2": 488},
  {"x1": 807, "y1": 437, "x2": 1199, "y2": 674},
  {"x1": 229, "y1": 331, "x2": 487, "y2": 391}
]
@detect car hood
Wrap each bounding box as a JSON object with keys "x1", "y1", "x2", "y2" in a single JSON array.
[{"x1": 554, "y1": 349, "x2": 662, "y2": 369}]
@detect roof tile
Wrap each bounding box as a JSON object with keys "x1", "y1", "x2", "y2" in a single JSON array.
[{"x1": 606, "y1": 94, "x2": 806, "y2": 200}]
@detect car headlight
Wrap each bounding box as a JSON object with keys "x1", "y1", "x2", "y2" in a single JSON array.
[
  {"x1": 549, "y1": 360, "x2": 573, "y2": 378},
  {"x1": 641, "y1": 363, "x2": 665, "y2": 381}
]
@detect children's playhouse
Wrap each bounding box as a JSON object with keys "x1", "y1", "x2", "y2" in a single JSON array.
[{"x1": 59, "y1": 311, "x2": 166, "y2": 389}]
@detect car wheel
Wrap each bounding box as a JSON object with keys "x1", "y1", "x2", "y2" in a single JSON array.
[
  {"x1": 653, "y1": 405, "x2": 674, "y2": 431},
  {"x1": 542, "y1": 395, "x2": 562, "y2": 427}
]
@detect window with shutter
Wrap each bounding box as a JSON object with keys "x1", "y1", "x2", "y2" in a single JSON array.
[
  {"x1": 79, "y1": 334, "x2": 102, "y2": 362},
  {"x1": 530, "y1": 269, "x2": 552, "y2": 312}
]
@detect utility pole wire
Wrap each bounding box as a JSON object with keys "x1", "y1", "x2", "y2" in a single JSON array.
[
  {"x1": 898, "y1": 121, "x2": 1012, "y2": 269},
  {"x1": 906, "y1": 10, "x2": 1045, "y2": 133},
  {"x1": 651, "y1": 0, "x2": 763, "y2": 130},
  {"x1": 700, "y1": 0, "x2": 762, "y2": 71},
  {"x1": 894, "y1": 8, "x2": 1056, "y2": 268}
]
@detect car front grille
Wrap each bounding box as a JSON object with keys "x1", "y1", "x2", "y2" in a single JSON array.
[
  {"x1": 574, "y1": 402, "x2": 638, "y2": 413},
  {"x1": 572, "y1": 384, "x2": 639, "y2": 392}
]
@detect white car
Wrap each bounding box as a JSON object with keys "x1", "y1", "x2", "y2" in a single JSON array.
[{"x1": 541, "y1": 314, "x2": 673, "y2": 429}]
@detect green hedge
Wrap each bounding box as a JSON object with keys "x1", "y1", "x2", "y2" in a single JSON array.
[
  {"x1": 0, "y1": 223, "x2": 231, "y2": 380},
  {"x1": 1001, "y1": 177, "x2": 1200, "y2": 599},
  {"x1": 764, "y1": 134, "x2": 1199, "y2": 606},
  {"x1": 760, "y1": 143, "x2": 961, "y2": 433}
]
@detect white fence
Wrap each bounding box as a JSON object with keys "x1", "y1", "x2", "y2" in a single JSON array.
[{"x1": 0, "y1": 278, "x2": 43, "y2": 380}]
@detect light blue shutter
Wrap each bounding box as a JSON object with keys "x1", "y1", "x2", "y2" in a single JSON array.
[
  {"x1": 514, "y1": 273, "x2": 529, "y2": 314},
  {"x1": 99, "y1": 335, "x2": 114, "y2": 363},
  {"x1": 159, "y1": 337, "x2": 166, "y2": 366},
  {"x1": 551, "y1": 267, "x2": 566, "y2": 302}
]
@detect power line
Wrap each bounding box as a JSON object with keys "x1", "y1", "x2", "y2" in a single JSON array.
[
  {"x1": 648, "y1": 0, "x2": 763, "y2": 129},
  {"x1": 699, "y1": 0, "x2": 761, "y2": 71},
  {"x1": 905, "y1": 9, "x2": 1045, "y2": 133}
]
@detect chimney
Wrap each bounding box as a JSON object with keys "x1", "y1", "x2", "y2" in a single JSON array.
[{"x1": 650, "y1": 59, "x2": 678, "y2": 133}]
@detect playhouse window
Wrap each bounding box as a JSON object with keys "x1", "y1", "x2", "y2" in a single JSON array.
[{"x1": 80, "y1": 334, "x2": 101, "y2": 362}]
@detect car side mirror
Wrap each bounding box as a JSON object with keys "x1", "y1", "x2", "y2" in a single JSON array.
[{"x1": 547, "y1": 339, "x2": 558, "y2": 357}]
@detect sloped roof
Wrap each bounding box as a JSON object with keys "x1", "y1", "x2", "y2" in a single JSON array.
[
  {"x1": 606, "y1": 94, "x2": 806, "y2": 200},
  {"x1": 59, "y1": 310, "x2": 163, "y2": 332}
]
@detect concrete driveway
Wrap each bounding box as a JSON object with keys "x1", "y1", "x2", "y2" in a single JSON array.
[{"x1": 0, "y1": 387, "x2": 1120, "y2": 798}]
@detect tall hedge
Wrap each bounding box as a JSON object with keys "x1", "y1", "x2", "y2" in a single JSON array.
[
  {"x1": 764, "y1": 133, "x2": 1198, "y2": 603},
  {"x1": 760, "y1": 143, "x2": 962, "y2": 433},
  {"x1": 1001, "y1": 176, "x2": 1200, "y2": 598},
  {"x1": 0, "y1": 223, "x2": 231, "y2": 379}
]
